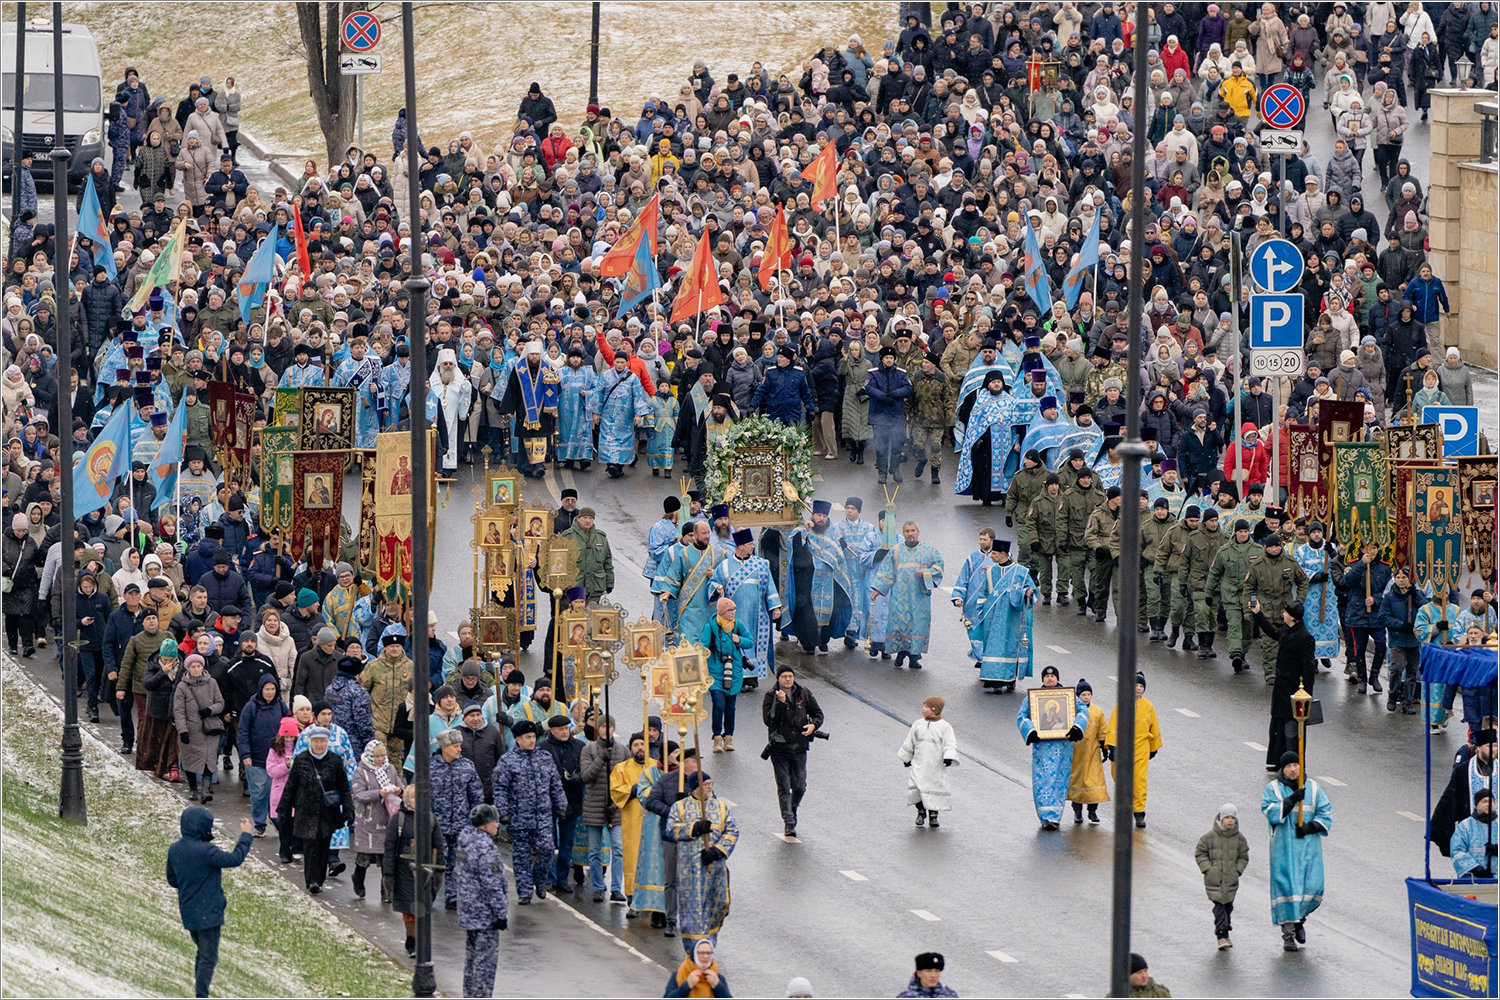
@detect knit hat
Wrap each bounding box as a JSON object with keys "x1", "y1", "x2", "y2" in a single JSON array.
[
  {"x1": 159, "y1": 638, "x2": 180, "y2": 659},
  {"x1": 923, "y1": 696, "x2": 945, "y2": 717},
  {"x1": 1217, "y1": 803, "x2": 1238, "y2": 823},
  {"x1": 297, "y1": 588, "x2": 320, "y2": 608},
  {"x1": 316, "y1": 626, "x2": 339, "y2": 645}
]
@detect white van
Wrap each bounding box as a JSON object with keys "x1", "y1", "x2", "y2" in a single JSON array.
[{"x1": 2, "y1": 21, "x2": 106, "y2": 191}]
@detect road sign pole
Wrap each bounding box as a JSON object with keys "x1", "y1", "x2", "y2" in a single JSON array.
[
  {"x1": 357, "y1": 74, "x2": 364, "y2": 149},
  {"x1": 1278, "y1": 155, "x2": 1285, "y2": 236},
  {"x1": 1232, "y1": 232, "x2": 1242, "y2": 491}
]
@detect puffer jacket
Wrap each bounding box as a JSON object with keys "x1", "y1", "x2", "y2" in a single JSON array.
[
  {"x1": 1194, "y1": 817, "x2": 1249, "y2": 904},
  {"x1": 579, "y1": 736, "x2": 630, "y2": 827}
]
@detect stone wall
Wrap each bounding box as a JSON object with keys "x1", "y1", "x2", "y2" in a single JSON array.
[
  {"x1": 1458, "y1": 162, "x2": 1498, "y2": 370},
  {"x1": 1426, "y1": 89, "x2": 1497, "y2": 369}
]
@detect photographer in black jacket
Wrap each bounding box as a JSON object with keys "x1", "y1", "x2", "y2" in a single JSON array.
[{"x1": 762, "y1": 664, "x2": 825, "y2": 838}]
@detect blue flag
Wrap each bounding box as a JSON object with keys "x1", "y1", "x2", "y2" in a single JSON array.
[
  {"x1": 147, "y1": 398, "x2": 189, "y2": 509},
  {"x1": 615, "y1": 234, "x2": 662, "y2": 319},
  {"x1": 77, "y1": 176, "x2": 116, "y2": 280},
  {"x1": 1062, "y1": 208, "x2": 1102, "y2": 310},
  {"x1": 237, "y1": 226, "x2": 279, "y2": 327},
  {"x1": 1021, "y1": 217, "x2": 1053, "y2": 316},
  {"x1": 72, "y1": 405, "x2": 133, "y2": 518}
]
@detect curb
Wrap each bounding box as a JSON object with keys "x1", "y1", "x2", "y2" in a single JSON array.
[{"x1": 237, "y1": 128, "x2": 300, "y2": 191}]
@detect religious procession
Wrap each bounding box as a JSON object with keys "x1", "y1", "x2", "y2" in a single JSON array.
[{"x1": 4, "y1": 1, "x2": 1498, "y2": 997}]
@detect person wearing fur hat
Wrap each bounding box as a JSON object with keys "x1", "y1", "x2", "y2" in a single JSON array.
[
  {"x1": 492, "y1": 719, "x2": 567, "y2": 904},
  {"x1": 899, "y1": 696, "x2": 958, "y2": 828},
  {"x1": 1196, "y1": 803, "x2": 1249, "y2": 949},
  {"x1": 1105, "y1": 672, "x2": 1163, "y2": 828},
  {"x1": 1261, "y1": 750, "x2": 1333, "y2": 952},
  {"x1": 897, "y1": 952, "x2": 958, "y2": 998}
]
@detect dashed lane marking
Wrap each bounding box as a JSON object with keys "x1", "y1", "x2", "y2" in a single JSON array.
[
  {"x1": 987, "y1": 950, "x2": 1020, "y2": 963},
  {"x1": 1244, "y1": 741, "x2": 1268, "y2": 751},
  {"x1": 911, "y1": 909, "x2": 941, "y2": 922},
  {"x1": 1174, "y1": 708, "x2": 1200, "y2": 717},
  {"x1": 1317, "y1": 776, "x2": 1347, "y2": 786},
  {"x1": 840, "y1": 870, "x2": 868, "y2": 882},
  {"x1": 1046, "y1": 644, "x2": 1072, "y2": 655},
  {"x1": 1397, "y1": 810, "x2": 1424, "y2": 822},
  {"x1": 776, "y1": 833, "x2": 801, "y2": 844}
]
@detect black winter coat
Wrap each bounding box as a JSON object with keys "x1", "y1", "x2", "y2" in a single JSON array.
[
  {"x1": 1254, "y1": 612, "x2": 1316, "y2": 719},
  {"x1": 544, "y1": 733, "x2": 585, "y2": 819},
  {"x1": 459, "y1": 722, "x2": 505, "y2": 802},
  {"x1": 277, "y1": 749, "x2": 354, "y2": 839},
  {"x1": 382, "y1": 806, "x2": 446, "y2": 915}
]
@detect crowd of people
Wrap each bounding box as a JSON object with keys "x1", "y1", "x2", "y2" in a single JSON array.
[{"x1": 4, "y1": 2, "x2": 1499, "y2": 997}]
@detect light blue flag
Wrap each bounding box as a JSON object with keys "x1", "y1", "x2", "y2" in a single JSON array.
[
  {"x1": 72, "y1": 405, "x2": 133, "y2": 517},
  {"x1": 615, "y1": 233, "x2": 662, "y2": 319},
  {"x1": 237, "y1": 226, "x2": 279, "y2": 327},
  {"x1": 1022, "y1": 217, "x2": 1053, "y2": 316},
  {"x1": 147, "y1": 398, "x2": 188, "y2": 509},
  {"x1": 77, "y1": 175, "x2": 116, "y2": 280},
  {"x1": 1062, "y1": 208, "x2": 1102, "y2": 309}
]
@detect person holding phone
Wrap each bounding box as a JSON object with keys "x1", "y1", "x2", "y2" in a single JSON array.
[{"x1": 75, "y1": 571, "x2": 111, "y2": 724}]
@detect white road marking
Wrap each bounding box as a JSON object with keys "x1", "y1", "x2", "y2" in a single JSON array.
[
  {"x1": 548, "y1": 895, "x2": 667, "y2": 969},
  {"x1": 1108, "y1": 675, "x2": 1117, "y2": 681},
  {"x1": 1397, "y1": 810, "x2": 1424, "y2": 822},
  {"x1": 910, "y1": 909, "x2": 941, "y2": 922},
  {"x1": 987, "y1": 950, "x2": 1020, "y2": 963},
  {"x1": 1317, "y1": 776, "x2": 1347, "y2": 786},
  {"x1": 940, "y1": 586, "x2": 955, "y2": 594},
  {"x1": 1174, "y1": 708, "x2": 1200, "y2": 717},
  {"x1": 1046, "y1": 644, "x2": 1072, "y2": 655},
  {"x1": 776, "y1": 833, "x2": 801, "y2": 844},
  {"x1": 840, "y1": 870, "x2": 868, "y2": 882},
  {"x1": 448, "y1": 630, "x2": 461, "y2": 641},
  {"x1": 1063, "y1": 994, "x2": 1090, "y2": 999},
  {"x1": 1245, "y1": 741, "x2": 1268, "y2": 751},
  {"x1": 717, "y1": 797, "x2": 735, "y2": 808}
]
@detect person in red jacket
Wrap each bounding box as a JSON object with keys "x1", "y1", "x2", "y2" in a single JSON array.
[
  {"x1": 1222, "y1": 422, "x2": 1270, "y2": 495},
  {"x1": 539, "y1": 123, "x2": 573, "y2": 171},
  {"x1": 595, "y1": 330, "x2": 656, "y2": 397},
  {"x1": 1160, "y1": 34, "x2": 1191, "y2": 81}
]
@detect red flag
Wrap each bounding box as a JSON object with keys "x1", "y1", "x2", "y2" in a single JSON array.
[
  {"x1": 599, "y1": 194, "x2": 660, "y2": 278},
  {"x1": 804, "y1": 141, "x2": 839, "y2": 209},
  {"x1": 669, "y1": 229, "x2": 723, "y2": 325},
  {"x1": 759, "y1": 205, "x2": 792, "y2": 292},
  {"x1": 291, "y1": 201, "x2": 312, "y2": 279}
]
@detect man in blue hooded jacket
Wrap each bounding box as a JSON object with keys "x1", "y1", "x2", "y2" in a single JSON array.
[{"x1": 166, "y1": 807, "x2": 253, "y2": 998}]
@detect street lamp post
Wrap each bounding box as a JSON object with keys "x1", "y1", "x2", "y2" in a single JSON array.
[
  {"x1": 402, "y1": 3, "x2": 434, "y2": 996},
  {"x1": 588, "y1": 3, "x2": 601, "y2": 106},
  {"x1": 1108, "y1": 1, "x2": 1150, "y2": 995},
  {"x1": 8, "y1": 3, "x2": 26, "y2": 224},
  {"x1": 51, "y1": 0, "x2": 85, "y2": 825}
]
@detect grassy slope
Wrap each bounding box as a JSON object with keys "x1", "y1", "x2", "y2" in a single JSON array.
[
  {"x1": 0, "y1": 658, "x2": 408, "y2": 999},
  {"x1": 7, "y1": 2, "x2": 894, "y2": 159}
]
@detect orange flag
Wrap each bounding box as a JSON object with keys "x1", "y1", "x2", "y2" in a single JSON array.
[
  {"x1": 758, "y1": 205, "x2": 792, "y2": 292},
  {"x1": 599, "y1": 194, "x2": 660, "y2": 278},
  {"x1": 804, "y1": 141, "x2": 839, "y2": 209},
  {"x1": 669, "y1": 229, "x2": 723, "y2": 324}
]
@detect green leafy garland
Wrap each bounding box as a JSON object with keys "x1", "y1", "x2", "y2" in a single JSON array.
[{"x1": 704, "y1": 415, "x2": 816, "y2": 514}]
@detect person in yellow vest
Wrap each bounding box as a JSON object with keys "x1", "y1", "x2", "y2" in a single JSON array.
[{"x1": 1105, "y1": 671, "x2": 1164, "y2": 828}]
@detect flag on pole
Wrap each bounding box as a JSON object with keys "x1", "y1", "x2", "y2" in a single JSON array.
[
  {"x1": 804, "y1": 141, "x2": 839, "y2": 209},
  {"x1": 599, "y1": 194, "x2": 659, "y2": 278},
  {"x1": 668, "y1": 229, "x2": 723, "y2": 325},
  {"x1": 1021, "y1": 216, "x2": 1053, "y2": 316},
  {"x1": 237, "y1": 225, "x2": 279, "y2": 327},
  {"x1": 71, "y1": 405, "x2": 133, "y2": 518},
  {"x1": 1062, "y1": 208, "x2": 1102, "y2": 309},
  {"x1": 147, "y1": 398, "x2": 189, "y2": 509},
  {"x1": 291, "y1": 201, "x2": 312, "y2": 279},
  {"x1": 615, "y1": 234, "x2": 663, "y2": 319},
  {"x1": 76, "y1": 175, "x2": 116, "y2": 280},
  {"x1": 759, "y1": 205, "x2": 793, "y2": 292},
  {"x1": 127, "y1": 217, "x2": 186, "y2": 313}
]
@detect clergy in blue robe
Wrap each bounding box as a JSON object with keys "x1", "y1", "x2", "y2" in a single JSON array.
[
  {"x1": 950, "y1": 531, "x2": 995, "y2": 663},
  {"x1": 801, "y1": 500, "x2": 864, "y2": 651},
  {"x1": 1048, "y1": 409, "x2": 1105, "y2": 472},
  {"x1": 1144, "y1": 461, "x2": 1191, "y2": 517},
  {"x1": 709, "y1": 530, "x2": 782, "y2": 680},
  {"x1": 825, "y1": 497, "x2": 882, "y2": 642},
  {"x1": 708, "y1": 505, "x2": 737, "y2": 561},
  {"x1": 644, "y1": 383, "x2": 678, "y2": 472},
  {"x1": 279, "y1": 344, "x2": 327, "y2": 388},
  {"x1": 653, "y1": 520, "x2": 722, "y2": 645},
  {"x1": 556, "y1": 351, "x2": 597, "y2": 463},
  {"x1": 870, "y1": 521, "x2": 945, "y2": 668},
  {"x1": 967, "y1": 540, "x2": 1036, "y2": 685},
  {"x1": 331, "y1": 332, "x2": 383, "y2": 448},
  {"x1": 1261, "y1": 752, "x2": 1333, "y2": 943},
  {"x1": 1294, "y1": 528, "x2": 1342, "y2": 659},
  {"x1": 1017, "y1": 665, "x2": 1090, "y2": 827},
  {"x1": 1017, "y1": 397, "x2": 1073, "y2": 470},
  {"x1": 955, "y1": 369, "x2": 1010, "y2": 505},
  {"x1": 590, "y1": 357, "x2": 651, "y2": 471},
  {"x1": 629, "y1": 764, "x2": 669, "y2": 915},
  {"x1": 645, "y1": 500, "x2": 682, "y2": 621},
  {"x1": 667, "y1": 773, "x2": 738, "y2": 952},
  {"x1": 994, "y1": 374, "x2": 1052, "y2": 492},
  {"x1": 1451, "y1": 793, "x2": 1498, "y2": 878},
  {"x1": 498, "y1": 343, "x2": 560, "y2": 476},
  {"x1": 376, "y1": 349, "x2": 413, "y2": 429}
]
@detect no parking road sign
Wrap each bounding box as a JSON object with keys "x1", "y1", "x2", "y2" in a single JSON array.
[
  {"x1": 342, "y1": 11, "x2": 381, "y2": 52},
  {"x1": 1259, "y1": 83, "x2": 1305, "y2": 129}
]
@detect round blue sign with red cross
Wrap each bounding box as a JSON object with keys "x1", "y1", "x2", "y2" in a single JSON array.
[
  {"x1": 1259, "y1": 83, "x2": 1305, "y2": 129},
  {"x1": 341, "y1": 11, "x2": 381, "y2": 52}
]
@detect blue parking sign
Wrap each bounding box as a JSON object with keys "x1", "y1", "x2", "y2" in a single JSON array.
[
  {"x1": 1249, "y1": 294, "x2": 1304, "y2": 348},
  {"x1": 1423, "y1": 406, "x2": 1481, "y2": 456}
]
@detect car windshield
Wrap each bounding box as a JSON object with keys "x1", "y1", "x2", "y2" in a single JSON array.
[{"x1": 2, "y1": 72, "x2": 102, "y2": 114}]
